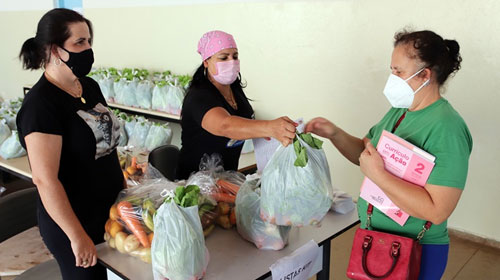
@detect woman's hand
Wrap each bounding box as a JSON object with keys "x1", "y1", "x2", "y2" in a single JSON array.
[
  {"x1": 304, "y1": 117, "x2": 337, "y2": 139},
  {"x1": 71, "y1": 233, "x2": 97, "y2": 268},
  {"x1": 268, "y1": 116, "x2": 297, "y2": 147},
  {"x1": 359, "y1": 142, "x2": 385, "y2": 180}
]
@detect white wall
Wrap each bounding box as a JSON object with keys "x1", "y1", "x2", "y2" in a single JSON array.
[{"x1": 1, "y1": 0, "x2": 499, "y2": 241}]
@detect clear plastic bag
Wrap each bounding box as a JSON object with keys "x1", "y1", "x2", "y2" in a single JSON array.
[
  {"x1": 113, "y1": 78, "x2": 127, "y2": 104},
  {"x1": 0, "y1": 118, "x2": 12, "y2": 146},
  {"x1": 236, "y1": 175, "x2": 291, "y2": 250},
  {"x1": 98, "y1": 76, "x2": 115, "y2": 102},
  {"x1": 136, "y1": 80, "x2": 153, "y2": 109},
  {"x1": 104, "y1": 168, "x2": 179, "y2": 263},
  {"x1": 185, "y1": 154, "x2": 245, "y2": 230},
  {"x1": 127, "y1": 118, "x2": 151, "y2": 149},
  {"x1": 152, "y1": 197, "x2": 209, "y2": 280},
  {"x1": 0, "y1": 130, "x2": 26, "y2": 159},
  {"x1": 260, "y1": 133, "x2": 333, "y2": 226},
  {"x1": 122, "y1": 79, "x2": 138, "y2": 107},
  {"x1": 144, "y1": 123, "x2": 172, "y2": 152},
  {"x1": 165, "y1": 84, "x2": 184, "y2": 115},
  {"x1": 151, "y1": 83, "x2": 169, "y2": 112}
]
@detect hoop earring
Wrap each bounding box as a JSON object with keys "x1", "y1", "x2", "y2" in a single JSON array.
[
  {"x1": 203, "y1": 67, "x2": 207, "y2": 77},
  {"x1": 53, "y1": 58, "x2": 62, "y2": 66}
]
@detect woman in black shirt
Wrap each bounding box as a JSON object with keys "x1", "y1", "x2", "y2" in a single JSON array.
[
  {"x1": 17, "y1": 9, "x2": 123, "y2": 280},
  {"x1": 177, "y1": 30, "x2": 297, "y2": 179}
]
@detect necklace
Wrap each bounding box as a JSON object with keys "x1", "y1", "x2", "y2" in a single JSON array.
[
  {"x1": 45, "y1": 72, "x2": 86, "y2": 104},
  {"x1": 225, "y1": 90, "x2": 237, "y2": 109}
]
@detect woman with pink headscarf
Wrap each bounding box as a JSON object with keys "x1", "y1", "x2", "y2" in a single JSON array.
[{"x1": 176, "y1": 30, "x2": 296, "y2": 179}]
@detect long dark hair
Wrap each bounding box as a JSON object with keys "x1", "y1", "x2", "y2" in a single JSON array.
[
  {"x1": 187, "y1": 63, "x2": 247, "y2": 95},
  {"x1": 394, "y1": 30, "x2": 462, "y2": 86},
  {"x1": 19, "y1": 8, "x2": 93, "y2": 70}
]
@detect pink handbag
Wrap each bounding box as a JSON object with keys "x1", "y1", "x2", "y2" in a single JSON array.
[{"x1": 346, "y1": 204, "x2": 431, "y2": 280}]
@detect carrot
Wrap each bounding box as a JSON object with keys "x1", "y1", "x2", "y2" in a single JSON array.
[
  {"x1": 211, "y1": 193, "x2": 236, "y2": 204},
  {"x1": 117, "y1": 201, "x2": 150, "y2": 248},
  {"x1": 216, "y1": 179, "x2": 240, "y2": 195},
  {"x1": 229, "y1": 207, "x2": 236, "y2": 225},
  {"x1": 130, "y1": 156, "x2": 138, "y2": 169}
]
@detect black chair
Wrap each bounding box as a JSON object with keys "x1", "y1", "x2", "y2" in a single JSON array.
[
  {"x1": 0, "y1": 187, "x2": 37, "y2": 243},
  {"x1": 148, "y1": 144, "x2": 180, "y2": 181}
]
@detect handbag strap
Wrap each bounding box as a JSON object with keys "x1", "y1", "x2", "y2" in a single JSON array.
[
  {"x1": 366, "y1": 204, "x2": 432, "y2": 241},
  {"x1": 361, "y1": 235, "x2": 401, "y2": 279}
]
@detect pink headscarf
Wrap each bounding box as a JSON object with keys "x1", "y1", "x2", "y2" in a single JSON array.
[{"x1": 197, "y1": 30, "x2": 238, "y2": 61}]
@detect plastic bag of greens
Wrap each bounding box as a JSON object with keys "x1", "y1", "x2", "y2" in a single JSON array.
[
  {"x1": 236, "y1": 175, "x2": 291, "y2": 250},
  {"x1": 152, "y1": 185, "x2": 209, "y2": 280},
  {"x1": 0, "y1": 118, "x2": 12, "y2": 145},
  {"x1": 121, "y1": 79, "x2": 138, "y2": 107},
  {"x1": 127, "y1": 118, "x2": 151, "y2": 149},
  {"x1": 260, "y1": 132, "x2": 333, "y2": 227},
  {"x1": 144, "y1": 123, "x2": 172, "y2": 152},
  {"x1": 2, "y1": 109, "x2": 18, "y2": 130},
  {"x1": 98, "y1": 75, "x2": 115, "y2": 102},
  {"x1": 151, "y1": 82, "x2": 169, "y2": 112},
  {"x1": 113, "y1": 78, "x2": 127, "y2": 104},
  {"x1": 136, "y1": 80, "x2": 153, "y2": 109},
  {"x1": 124, "y1": 115, "x2": 137, "y2": 141},
  {"x1": 165, "y1": 84, "x2": 184, "y2": 115},
  {"x1": 0, "y1": 131, "x2": 27, "y2": 159}
]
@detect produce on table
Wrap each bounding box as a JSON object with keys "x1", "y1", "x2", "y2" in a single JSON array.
[
  {"x1": 152, "y1": 185, "x2": 209, "y2": 280},
  {"x1": 260, "y1": 132, "x2": 334, "y2": 226},
  {"x1": 236, "y1": 175, "x2": 291, "y2": 250}
]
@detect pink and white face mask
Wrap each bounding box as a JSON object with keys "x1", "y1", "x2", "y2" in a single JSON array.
[{"x1": 212, "y1": 60, "x2": 240, "y2": 85}]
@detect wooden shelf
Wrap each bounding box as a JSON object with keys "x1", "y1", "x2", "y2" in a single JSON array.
[{"x1": 108, "y1": 103, "x2": 181, "y2": 123}]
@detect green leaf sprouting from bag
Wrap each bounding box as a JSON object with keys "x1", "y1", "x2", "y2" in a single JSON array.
[{"x1": 293, "y1": 132, "x2": 324, "y2": 167}]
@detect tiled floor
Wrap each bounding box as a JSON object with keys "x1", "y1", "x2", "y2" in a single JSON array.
[
  {"x1": 330, "y1": 225, "x2": 500, "y2": 280},
  {"x1": 2, "y1": 177, "x2": 500, "y2": 279}
]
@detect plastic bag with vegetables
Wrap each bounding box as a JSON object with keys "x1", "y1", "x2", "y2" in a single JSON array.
[
  {"x1": 0, "y1": 118, "x2": 12, "y2": 145},
  {"x1": 236, "y1": 175, "x2": 291, "y2": 250},
  {"x1": 151, "y1": 82, "x2": 169, "y2": 112},
  {"x1": 113, "y1": 78, "x2": 127, "y2": 104},
  {"x1": 98, "y1": 75, "x2": 116, "y2": 102},
  {"x1": 104, "y1": 173, "x2": 179, "y2": 263},
  {"x1": 0, "y1": 130, "x2": 26, "y2": 159},
  {"x1": 127, "y1": 118, "x2": 151, "y2": 149},
  {"x1": 165, "y1": 83, "x2": 184, "y2": 115},
  {"x1": 186, "y1": 154, "x2": 245, "y2": 229},
  {"x1": 144, "y1": 123, "x2": 172, "y2": 152},
  {"x1": 136, "y1": 79, "x2": 153, "y2": 109},
  {"x1": 260, "y1": 132, "x2": 333, "y2": 227},
  {"x1": 152, "y1": 185, "x2": 209, "y2": 280},
  {"x1": 121, "y1": 79, "x2": 138, "y2": 107}
]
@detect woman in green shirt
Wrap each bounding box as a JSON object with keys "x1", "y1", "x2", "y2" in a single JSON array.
[{"x1": 305, "y1": 30, "x2": 472, "y2": 279}]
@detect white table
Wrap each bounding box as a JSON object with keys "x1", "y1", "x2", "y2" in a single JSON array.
[{"x1": 97, "y1": 209, "x2": 359, "y2": 280}]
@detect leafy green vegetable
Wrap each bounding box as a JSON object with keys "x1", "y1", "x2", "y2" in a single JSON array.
[
  {"x1": 168, "y1": 185, "x2": 200, "y2": 207},
  {"x1": 293, "y1": 132, "x2": 324, "y2": 167}
]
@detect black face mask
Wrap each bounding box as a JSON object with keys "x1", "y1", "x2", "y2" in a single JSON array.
[{"x1": 60, "y1": 47, "x2": 94, "y2": 78}]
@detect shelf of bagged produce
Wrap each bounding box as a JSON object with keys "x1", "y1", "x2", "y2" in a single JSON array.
[{"x1": 108, "y1": 103, "x2": 181, "y2": 123}]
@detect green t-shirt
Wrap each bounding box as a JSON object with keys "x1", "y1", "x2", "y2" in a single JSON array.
[{"x1": 358, "y1": 98, "x2": 472, "y2": 244}]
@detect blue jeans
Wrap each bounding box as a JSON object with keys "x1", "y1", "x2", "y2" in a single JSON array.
[{"x1": 418, "y1": 244, "x2": 449, "y2": 280}]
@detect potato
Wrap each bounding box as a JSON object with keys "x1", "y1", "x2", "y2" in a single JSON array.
[
  {"x1": 109, "y1": 220, "x2": 123, "y2": 238},
  {"x1": 139, "y1": 247, "x2": 151, "y2": 263},
  {"x1": 217, "y1": 202, "x2": 231, "y2": 215},
  {"x1": 107, "y1": 237, "x2": 116, "y2": 249},
  {"x1": 104, "y1": 232, "x2": 111, "y2": 242},
  {"x1": 115, "y1": 232, "x2": 127, "y2": 253},
  {"x1": 216, "y1": 215, "x2": 231, "y2": 229},
  {"x1": 123, "y1": 234, "x2": 140, "y2": 253},
  {"x1": 109, "y1": 204, "x2": 119, "y2": 221}
]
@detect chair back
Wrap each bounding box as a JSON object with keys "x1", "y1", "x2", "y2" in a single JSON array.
[
  {"x1": 148, "y1": 144, "x2": 180, "y2": 181},
  {"x1": 0, "y1": 187, "x2": 37, "y2": 243}
]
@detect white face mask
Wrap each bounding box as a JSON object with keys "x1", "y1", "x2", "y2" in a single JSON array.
[{"x1": 383, "y1": 68, "x2": 430, "y2": 108}]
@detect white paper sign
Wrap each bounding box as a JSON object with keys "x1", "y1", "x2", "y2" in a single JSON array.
[
  {"x1": 270, "y1": 240, "x2": 321, "y2": 280},
  {"x1": 252, "y1": 118, "x2": 305, "y2": 172}
]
